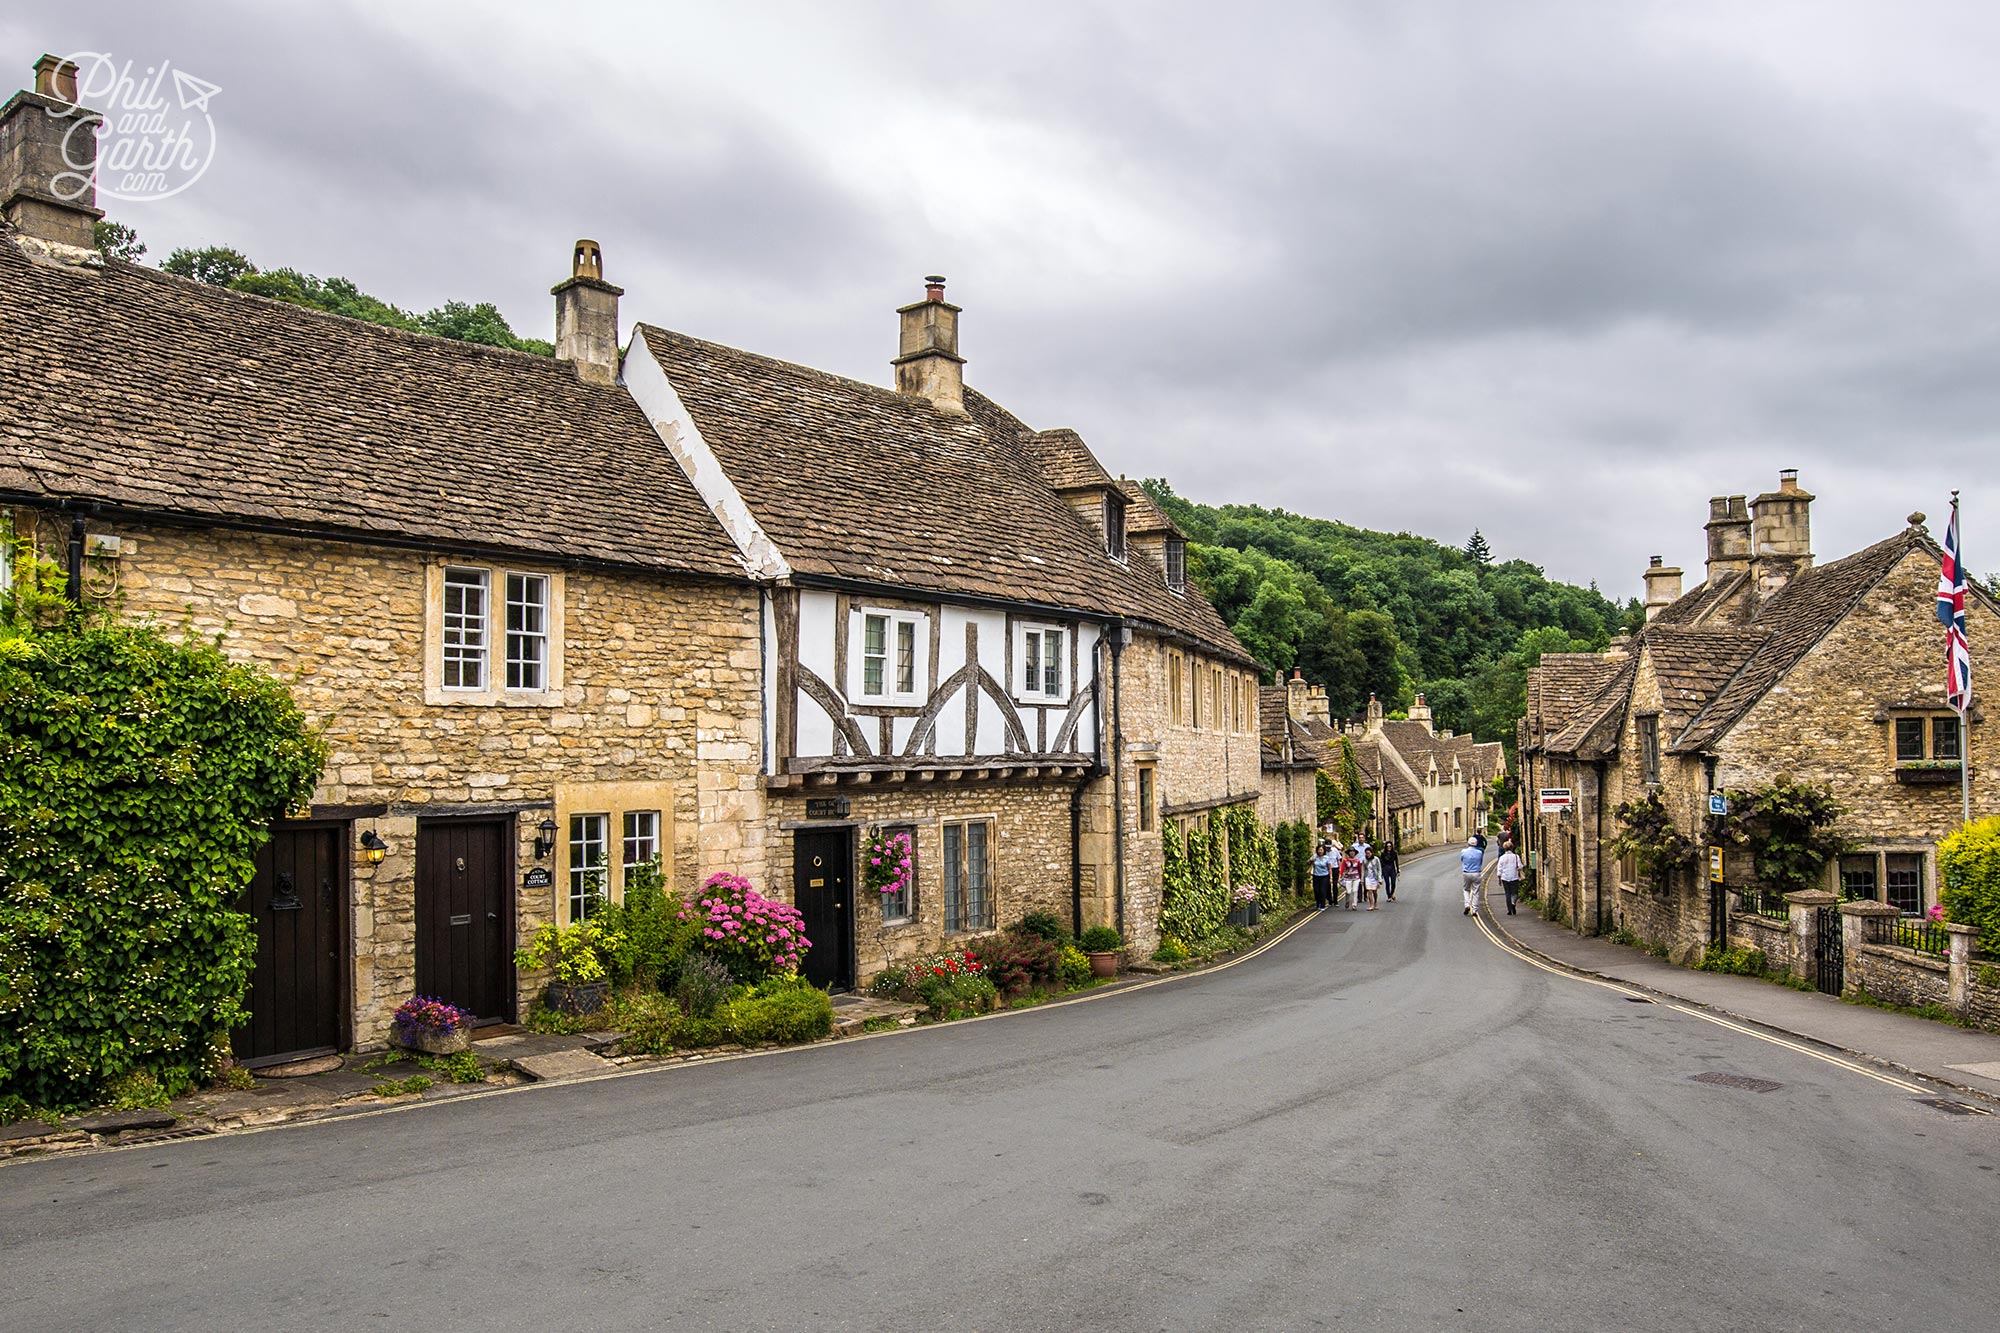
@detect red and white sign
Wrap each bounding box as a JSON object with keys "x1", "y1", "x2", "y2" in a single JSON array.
[{"x1": 1538, "y1": 788, "x2": 1573, "y2": 813}]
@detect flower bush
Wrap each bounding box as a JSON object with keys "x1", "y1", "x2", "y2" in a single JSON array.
[
  {"x1": 514, "y1": 918, "x2": 624, "y2": 985},
  {"x1": 969, "y1": 929, "x2": 1061, "y2": 998},
  {"x1": 870, "y1": 949, "x2": 996, "y2": 1016},
  {"x1": 863, "y1": 827, "x2": 915, "y2": 899},
  {"x1": 392, "y1": 996, "x2": 471, "y2": 1039},
  {"x1": 1058, "y1": 943, "x2": 1094, "y2": 988},
  {"x1": 680, "y1": 873, "x2": 809, "y2": 981},
  {"x1": 1232, "y1": 883, "x2": 1259, "y2": 906}
]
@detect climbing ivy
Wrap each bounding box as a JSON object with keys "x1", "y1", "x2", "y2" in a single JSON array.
[
  {"x1": 1714, "y1": 777, "x2": 1849, "y2": 898},
  {"x1": 1220, "y1": 804, "x2": 1279, "y2": 895},
  {"x1": 1161, "y1": 816, "x2": 1230, "y2": 945},
  {"x1": 1607, "y1": 788, "x2": 1698, "y2": 889},
  {"x1": 0, "y1": 590, "x2": 327, "y2": 1108}
]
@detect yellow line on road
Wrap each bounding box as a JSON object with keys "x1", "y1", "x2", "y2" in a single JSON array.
[{"x1": 1472, "y1": 900, "x2": 1929, "y2": 1095}]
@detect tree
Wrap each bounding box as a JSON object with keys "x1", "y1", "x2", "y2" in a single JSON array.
[
  {"x1": 92, "y1": 219, "x2": 145, "y2": 262},
  {"x1": 1465, "y1": 529, "x2": 1492, "y2": 565},
  {"x1": 161, "y1": 245, "x2": 256, "y2": 287},
  {"x1": 418, "y1": 300, "x2": 554, "y2": 355}
]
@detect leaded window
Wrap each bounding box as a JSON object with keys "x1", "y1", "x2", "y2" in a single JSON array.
[
  {"x1": 1885, "y1": 853, "x2": 1924, "y2": 915},
  {"x1": 943, "y1": 819, "x2": 993, "y2": 933}
]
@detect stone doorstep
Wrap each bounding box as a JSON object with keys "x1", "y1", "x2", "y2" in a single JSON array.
[
  {"x1": 829, "y1": 998, "x2": 923, "y2": 1038},
  {"x1": 510, "y1": 1048, "x2": 614, "y2": 1082}
]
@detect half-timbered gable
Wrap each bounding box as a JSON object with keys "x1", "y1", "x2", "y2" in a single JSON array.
[{"x1": 625, "y1": 280, "x2": 1257, "y2": 975}]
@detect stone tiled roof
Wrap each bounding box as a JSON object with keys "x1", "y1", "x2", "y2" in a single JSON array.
[
  {"x1": 1117, "y1": 479, "x2": 1184, "y2": 538},
  {"x1": 632, "y1": 324, "x2": 1249, "y2": 662},
  {"x1": 1651, "y1": 571, "x2": 1748, "y2": 626},
  {"x1": 1526, "y1": 654, "x2": 1623, "y2": 750},
  {"x1": 1259, "y1": 686, "x2": 1328, "y2": 769},
  {"x1": 1645, "y1": 626, "x2": 1767, "y2": 735},
  {"x1": 1376, "y1": 719, "x2": 1443, "y2": 771},
  {"x1": 1672, "y1": 530, "x2": 1926, "y2": 752},
  {"x1": 1351, "y1": 735, "x2": 1425, "y2": 811},
  {"x1": 0, "y1": 237, "x2": 748, "y2": 579},
  {"x1": 1545, "y1": 656, "x2": 1637, "y2": 759}
]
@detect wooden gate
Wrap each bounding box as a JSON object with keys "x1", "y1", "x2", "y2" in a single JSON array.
[
  {"x1": 235, "y1": 822, "x2": 347, "y2": 1066},
  {"x1": 416, "y1": 819, "x2": 514, "y2": 1023}
]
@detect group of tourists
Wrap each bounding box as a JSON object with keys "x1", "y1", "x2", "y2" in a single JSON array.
[
  {"x1": 1310, "y1": 831, "x2": 1398, "y2": 912},
  {"x1": 1457, "y1": 832, "x2": 1525, "y2": 916}
]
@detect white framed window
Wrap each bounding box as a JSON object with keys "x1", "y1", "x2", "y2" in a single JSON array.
[
  {"x1": 851, "y1": 608, "x2": 927, "y2": 703},
  {"x1": 942, "y1": 819, "x2": 994, "y2": 933},
  {"x1": 442, "y1": 566, "x2": 489, "y2": 691},
  {"x1": 622, "y1": 810, "x2": 660, "y2": 877},
  {"x1": 1015, "y1": 622, "x2": 1069, "y2": 703},
  {"x1": 505, "y1": 572, "x2": 548, "y2": 691},
  {"x1": 569, "y1": 813, "x2": 609, "y2": 921}
]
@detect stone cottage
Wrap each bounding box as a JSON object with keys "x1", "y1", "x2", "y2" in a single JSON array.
[
  {"x1": 622, "y1": 279, "x2": 1261, "y2": 979},
  {"x1": 0, "y1": 62, "x2": 764, "y2": 1060},
  {"x1": 1362, "y1": 695, "x2": 1502, "y2": 849},
  {"x1": 1520, "y1": 471, "x2": 1999, "y2": 954}
]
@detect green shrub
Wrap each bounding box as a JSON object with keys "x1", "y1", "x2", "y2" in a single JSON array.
[
  {"x1": 917, "y1": 969, "x2": 996, "y2": 1020},
  {"x1": 0, "y1": 613, "x2": 327, "y2": 1109},
  {"x1": 673, "y1": 954, "x2": 738, "y2": 1020},
  {"x1": 606, "y1": 987, "x2": 681, "y2": 1056},
  {"x1": 969, "y1": 930, "x2": 1061, "y2": 997},
  {"x1": 1151, "y1": 939, "x2": 1189, "y2": 964},
  {"x1": 725, "y1": 978, "x2": 833, "y2": 1044},
  {"x1": 415, "y1": 1050, "x2": 485, "y2": 1084},
  {"x1": 1079, "y1": 925, "x2": 1123, "y2": 952},
  {"x1": 105, "y1": 1069, "x2": 174, "y2": 1111},
  {"x1": 1058, "y1": 944, "x2": 1093, "y2": 988},
  {"x1": 1607, "y1": 927, "x2": 1640, "y2": 949},
  {"x1": 514, "y1": 918, "x2": 623, "y2": 985},
  {"x1": 524, "y1": 1001, "x2": 593, "y2": 1035},
  {"x1": 1013, "y1": 910, "x2": 1069, "y2": 943},
  {"x1": 1694, "y1": 944, "x2": 1766, "y2": 976},
  {"x1": 371, "y1": 1074, "x2": 431, "y2": 1098},
  {"x1": 1940, "y1": 815, "x2": 2000, "y2": 944},
  {"x1": 677, "y1": 1013, "x2": 733, "y2": 1048},
  {"x1": 595, "y1": 859, "x2": 694, "y2": 988}
]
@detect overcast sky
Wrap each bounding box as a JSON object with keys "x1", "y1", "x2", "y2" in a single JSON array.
[{"x1": 10, "y1": 1, "x2": 1997, "y2": 596}]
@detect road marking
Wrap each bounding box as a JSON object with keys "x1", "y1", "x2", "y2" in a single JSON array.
[{"x1": 1471, "y1": 900, "x2": 1929, "y2": 1095}]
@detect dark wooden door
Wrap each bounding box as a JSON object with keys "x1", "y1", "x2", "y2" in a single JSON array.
[
  {"x1": 235, "y1": 823, "x2": 345, "y2": 1066},
  {"x1": 793, "y1": 829, "x2": 854, "y2": 991},
  {"x1": 416, "y1": 819, "x2": 513, "y2": 1023}
]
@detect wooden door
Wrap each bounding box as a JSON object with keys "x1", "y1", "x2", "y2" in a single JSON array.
[
  {"x1": 235, "y1": 823, "x2": 346, "y2": 1066},
  {"x1": 793, "y1": 829, "x2": 854, "y2": 991},
  {"x1": 416, "y1": 819, "x2": 513, "y2": 1024}
]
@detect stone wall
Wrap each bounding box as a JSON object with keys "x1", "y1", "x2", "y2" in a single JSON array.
[
  {"x1": 1615, "y1": 872, "x2": 1710, "y2": 964},
  {"x1": 1728, "y1": 910, "x2": 1795, "y2": 975},
  {"x1": 84, "y1": 518, "x2": 765, "y2": 1044},
  {"x1": 1260, "y1": 765, "x2": 1316, "y2": 829},
  {"x1": 763, "y1": 783, "x2": 1077, "y2": 987},
  {"x1": 1850, "y1": 944, "x2": 1951, "y2": 1011},
  {"x1": 1112, "y1": 632, "x2": 1264, "y2": 953}
]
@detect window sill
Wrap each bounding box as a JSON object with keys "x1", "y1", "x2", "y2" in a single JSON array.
[{"x1": 426, "y1": 688, "x2": 563, "y2": 708}]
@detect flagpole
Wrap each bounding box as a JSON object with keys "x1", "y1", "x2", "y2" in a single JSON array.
[{"x1": 1952, "y1": 490, "x2": 1972, "y2": 827}]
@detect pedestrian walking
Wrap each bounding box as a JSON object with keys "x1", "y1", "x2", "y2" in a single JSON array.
[
  {"x1": 1459, "y1": 837, "x2": 1484, "y2": 916},
  {"x1": 1364, "y1": 847, "x2": 1384, "y2": 909},
  {"x1": 1338, "y1": 845, "x2": 1365, "y2": 910},
  {"x1": 1381, "y1": 842, "x2": 1399, "y2": 901},
  {"x1": 1496, "y1": 841, "x2": 1523, "y2": 915},
  {"x1": 1311, "y1": 842, "x2": 1334, "y2": 911}
]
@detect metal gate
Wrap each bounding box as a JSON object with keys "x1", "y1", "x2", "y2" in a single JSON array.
[{"x1": 1814, "y1": 905, "x2": 1844, "y2": 995}]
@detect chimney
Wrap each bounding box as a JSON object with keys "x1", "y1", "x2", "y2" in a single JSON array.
[
  {"x1": 551, "y1": 239, "x2": 623, "y2": 385},
  {"x1": 0, "y1": 55, "x2": 104, "y2": 260},
  {"x1": 1306, "y1": 684, "x2": 1330, "y2": 727},
  {"x1": 1749, "y1": 468, "x2": 1813, "y2": 601},
  {"x1": 1286, "y1": 668, "x2": 1309, "y2": 722},
  {"x1": 1408, "y1": 693, "x2": 1433, "y2": 733},
  {"x1": 893, "y1": 275, "x2": 965, "y2": 413},
  {"x1": 1704, "y1": 494, "x2": 1752, "y2": 587},
  {"x1": 1642, "y1": 555, "x2": 1683, "y2": 620}
]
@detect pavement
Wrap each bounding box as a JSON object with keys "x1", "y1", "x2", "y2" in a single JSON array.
[
  {"x1": 6, "y1": 848, "x2": 1998, "y2": 1331},
  {"x1": 1479, "y1": 873, "x2": 2000, "y2": 1104}
]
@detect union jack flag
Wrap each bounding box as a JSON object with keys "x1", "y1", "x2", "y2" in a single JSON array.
[{"x1": 1938, "y1": 496, "x2": 1971, "y2": 711}]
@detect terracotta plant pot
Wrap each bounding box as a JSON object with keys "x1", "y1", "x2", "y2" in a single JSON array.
[
  {"x1": 396, "y1": 1025, "x2": 471, "y2": 1055},
  {"x1": 546, "y1": 979, "x2": 609, "y2": 1018},
  {"x1": 1087, "y1": 950, "x2": 1120, "y2": 979}
]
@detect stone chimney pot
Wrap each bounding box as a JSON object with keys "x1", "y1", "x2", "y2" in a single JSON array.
[
  {"x1": 893, "y1": 275, "x2": 966, "y2": 414},
  {"x1": 551, "y1": 238, "x2": 623, "y2": 386},
  {"x1": 1, "y1": 54, "x2": 104, "y2": 259}
]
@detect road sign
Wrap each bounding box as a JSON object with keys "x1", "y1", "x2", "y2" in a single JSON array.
[
  {"x1": 1538, "y1": 787, "x2": 1573, "y2": 813},
  {"x1": 1709, "y1": 793, "x2": 1728, "y2": 816},
  {"x1": 1709, "y1": 847, "x2": 1724, "y2": 883}
]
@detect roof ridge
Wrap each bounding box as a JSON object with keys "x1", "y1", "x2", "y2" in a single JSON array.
[
  {"x1": 634, "y1": 321, "x2": 959, "y2": 419},
  {"x1": 120, "y1": 259, "x2": 568, "y2": 368}
]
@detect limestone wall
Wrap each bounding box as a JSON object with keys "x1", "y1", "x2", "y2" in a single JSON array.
[
  {"x1": 85, "y1": 519, "x2": 764, "y2": 1042},
  {"x1": 1850, "y1": 944, "x2": 1950, "y2": 1011}
]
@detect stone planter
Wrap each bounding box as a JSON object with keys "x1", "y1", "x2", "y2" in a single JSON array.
[
  {"x1": 1226, "y1": 903, "x2": 1262, "y2": 928},
  {"x1": 1087, "y1": 950, "x2": 1120, "y2": 979},
  {"x1": 1895, "y1": 763, "x2": 1962, "y2": 786},
  {"x1": 545, "y1": 979, "x2": 610, "y2": 1018},
  {"x1": 395, "y1": 1024, "x2": 471, "y2": 1055}
]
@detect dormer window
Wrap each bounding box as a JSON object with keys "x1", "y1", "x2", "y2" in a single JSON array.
[
  {"x1": 1165, "y1": 538, "x2": 1187, "y2": 591},
  {"x1": 1103, "y1": 493, "x2": 1127, "y2": 561}
]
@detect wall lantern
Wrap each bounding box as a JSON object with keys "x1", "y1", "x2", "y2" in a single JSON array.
[
  {"x1": 534, "y1": 817, "x2": 560, "y2": 861},
  {"x1": 359, "y1": 829, "x2": 389, "y2": 864}
]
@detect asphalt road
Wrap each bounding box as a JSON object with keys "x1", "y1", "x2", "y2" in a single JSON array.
[{"x1": 7, "y1": 850, "x2": 1996, "y2": 1332}]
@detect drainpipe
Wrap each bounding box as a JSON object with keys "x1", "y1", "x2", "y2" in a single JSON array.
[
  {"x1": 1069, "y1": 777, "x2": 1088, "y2": 939},
  {"x1": 1109, "y1": 619, "x2": 1128, "y2": 940},
  {"x1": 1593, "y1": 758, "x2": 1607, "y2": 935},
  {"x1": 64, "y1": 509, "x2": 86, "y2": 605}
]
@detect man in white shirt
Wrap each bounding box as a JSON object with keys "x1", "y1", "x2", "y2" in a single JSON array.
[{"x1": 1496, "y1": 841, "x2": 1524, "y2": 916}]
